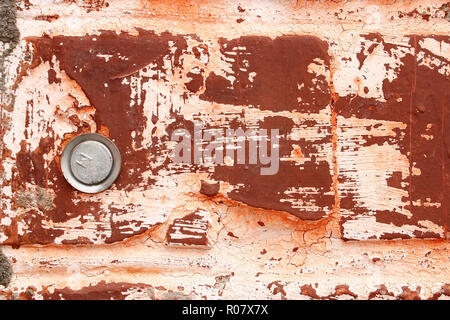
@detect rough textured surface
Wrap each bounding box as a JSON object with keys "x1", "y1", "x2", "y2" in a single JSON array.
[
  {"x1": 0, "y1": 248, "x2": 12, "y2": 287},
  {"x1": 0, "y1": 0, "x2": 449, "y2": 300},
  {"x1": 0, "y1": 0, "x2": 19, "y2": 102},
  {"x1": 337, "y1": 34, "x2": 450, "y2": 240}
]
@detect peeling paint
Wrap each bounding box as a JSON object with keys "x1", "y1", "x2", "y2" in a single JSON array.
[{"x1": 0, "y1": 248, "x2": 12, "y2": 287}]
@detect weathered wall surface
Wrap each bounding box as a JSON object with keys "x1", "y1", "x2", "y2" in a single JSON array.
[{"x1": 0, "y1": 0, "x2": 449, "y2": 299}]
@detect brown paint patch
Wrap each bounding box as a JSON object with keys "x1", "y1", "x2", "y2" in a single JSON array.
[
  {"x1": 267, "y1": 281, "x2": 287, "y2": 300},
  {"x1": 198, "y1": 36, "x2": 334, "y2": 220},
  {"x1": 429, "y1": 284, "x2": 450, "y2": 300},
  {"x1": 184, "y1": 68, "x2": 204, "y2": 93},
  {"x1": 300, "y1": 284, "x2": 358, "y2": 300},
  {"x1": 41, "y1": 281, "x2": 149, "y2": 300},
  {"x1": 368, "y1": 284, "x2": 395, "y2": 299},
  {"x1": 165, "y1": 209, "x2": 210, "y2": 247},
  {"x1": 398, "y1": 286, "x2": 421, "y2": 300},
  {"x1": 300, "y1": 284, "x2": 357, "y2": 299},
  {"x1": 34, "y1": 15, "x2": 59, "y2": 22},
  {"x1": 211, "y1": 116, "x2": 333, "y2": 220},
  {"x1": 300, "y1": 284, "x2": 321, "y2": 299},
  {"x1": 339, "y1": 34, "x2": 449, "y2": 240},
  {"x1": 200, "y1": 35, "x2": 331, "y2": 113},
  {"x1": 410, "y1": 36, "x2": 449, "y2": 237},
  {"x1": 163, "y1": 112, "x2": 333, "y2": 220}
]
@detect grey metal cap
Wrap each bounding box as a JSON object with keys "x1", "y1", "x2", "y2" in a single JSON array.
[{"x1": 61, "y1": 133, "x2": 121, "y2": 193}]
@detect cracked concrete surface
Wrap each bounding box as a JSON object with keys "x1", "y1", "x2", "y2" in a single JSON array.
[{"x1": 0, "y1": 248, "x2": 12, "y2": 288}]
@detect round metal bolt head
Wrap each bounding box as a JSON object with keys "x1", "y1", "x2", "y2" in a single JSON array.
[
  {"x1": 70, "y1": 140, "x2": 113, "y2": 185},
  {"x1": 61, "y1": 133, "x2": 121, "y2": 193}
]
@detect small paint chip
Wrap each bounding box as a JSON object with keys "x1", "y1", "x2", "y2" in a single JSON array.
[
  {"x1": 416, "y1": 104, "x2": 426, "y2": 113},
  {"x1": 199, "y1": 180, "x2": 220, "y2": 197}
]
